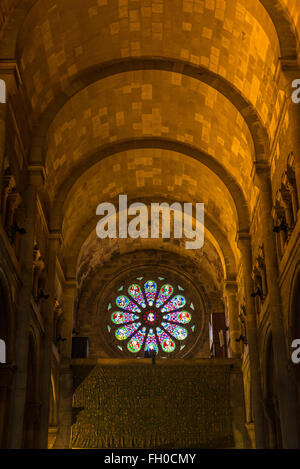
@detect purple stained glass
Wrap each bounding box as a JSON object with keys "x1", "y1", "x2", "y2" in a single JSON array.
[
  {"x1": 127, "y1": 327, "x2": 147, "y2": 353},
  {"x1": 128, "y1": 284, "x2": 146, "y2": 308},
  {"x1": 156, "y1": 327, "x2": 176, "y2": 353},
  {"x1": 115, "y1": 322, "x2": 141, "y2": 341},
  {"x1": 111, "y1": 311, "x2": 140, "y2": 325},
  {"x1": 163, "y1": 311, "x2": 192, "y2": 324},
  {"x1": 144, "y1": 329, "x2": 159, "y2": 353},
  {"x1": 111, "y1": 279, "x2": 192, "y2": 356},
  {"x1": 116, "y1": 295, "x2": 141, "y2": 313},
  {"x1": 155, "y1": 284, "x2": 174, "y2": 308},
  {"x1": 161, "y1": 295, "x2": 186, "y2": 313},
  {"x1": 161, "y1": 322, "x2": 188, "y2": 340},
  {"x1": 144, "y1": 281, "x2": 157, "y2": 306}
]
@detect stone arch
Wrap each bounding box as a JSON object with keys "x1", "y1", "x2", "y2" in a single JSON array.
[
  {"x1": 1, "y1": 1, "x2": 298, "y2": 168},
  {"x1": 0, "y1": 0, "x2": 36, "y2": 56},
  {"x1": 51, "y1": 139, "x2": 250, "y2": 234},
  {"x1": 87, "y1": 205, "x2": 235, "y2": 278},
  {"x1": 33, "y1": 58, "x2": 270, "y2": 162},
  {"x1": 260, "y1": 0, "x2": 299, "y2": 63},
  {"x1": 63, "y1": 197, "x2": 237, "y2": 281},
  {"x1": 1, "y1": 0, "x2": 298, "y2": 64}
]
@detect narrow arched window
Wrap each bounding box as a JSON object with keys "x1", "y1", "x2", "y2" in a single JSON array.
[{"x1": 0, "y1": 339, "x2": 6, "y2": 364}]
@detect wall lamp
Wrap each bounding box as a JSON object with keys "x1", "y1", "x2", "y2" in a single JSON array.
[
  {"x1": 251, "y1": 287, "x2": 264, "y2": 301},
  {"x1": 236, "y1": 335, "x2": 248, "y2": 345},
  {"x1": 273, "y1": 218, "x2": 289, "y2": 233},
  {"x1": 11, "y1": 222, "x2": 26, "y2": 235},
  {"x1": 56, "y1": 335, "x2": 67, "y2": 345},
  {"x1": 9, "y1": 222, "x2": 26, "y2": 242},
  {"x1": 37, "y1": 290, "x2": 50, "y2": 301}
]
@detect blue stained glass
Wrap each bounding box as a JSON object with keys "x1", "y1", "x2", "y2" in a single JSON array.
[
  {"x1": 156, "y1": 327, "x2": 176, "y2": 353},
  {"x1": 161, "y1": 295, "x2": 186, "y2": 312},
  {"x1": 155, "y1": 284, "x2": 174, "y2": 308},
  {"x1": 144, "y1": 329, "x2": 159, "y2": 353},
  {"x1": 116, "y1": 295, "x2": 141, "y2": 312},
  {"x1": 115, "y1": 322, "x2": 141, "y2": 341},
  {"x1": 127, "y1": 327, "x2": 147, "y2": 353},
  {"x1": 163, "y1": 311, "x2": 191, "y2": 324},
  {"x1": 111, "y1": 311, "x2": 140, "y2": 325},
  {"x1": 161, "y1": 322, "x2": 188, "y2": 340},
  {"x1": 144, "y1": 281, "x2": 157, "y2": 306},
  {"x1": 111, "y1": 279, "x2": 193, "y2": 356},
  {"x1": 128, "y1": 284, "x2": 146, "y2": 308}
]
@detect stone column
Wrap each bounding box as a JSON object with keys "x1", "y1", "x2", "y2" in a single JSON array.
[
  {"x1": 0, "y1": 364, "x2": 15, "y2": 448},
  {"x1": 7, "y1": 168, "x2": 44, "y2": 449},
  {"x1": 224, "y1": 281, "x2": 241, "y2": 358},
  {"x1": 288, "y1": 181, "x2": 298, "y2": 223},
  {"x1": 0, "y1": 94, "x2": 6, "y2": 177},
  {"x1": 281, "y1": 69, "x2": 300, "y2": 210},
  {"x1": 290, "y1": 98, "x2": 300, "y2": 211},
  {"x1": 1, "y1": 174, "x2": 13, "y2": 225},
  {"x1": 37, "y1": 234, "x2": 61, "y2": 449},
  {"x1": 237, "y1": 233, "x2": 266, "y2": 448},
  {"x1": 53, "y1": 281, "x2": 76, "y2": 449},
  {"x1": 253, "y1": 163, "x2": 300, "y2": 448}
]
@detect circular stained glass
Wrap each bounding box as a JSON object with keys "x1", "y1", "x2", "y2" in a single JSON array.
[{"x1": 107, "y1": 277, "x2": 195, "y2": 357}]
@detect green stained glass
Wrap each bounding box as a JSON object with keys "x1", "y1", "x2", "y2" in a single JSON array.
[{"x1": 110, "y1": 277, "x2": 194, "y2": 357}]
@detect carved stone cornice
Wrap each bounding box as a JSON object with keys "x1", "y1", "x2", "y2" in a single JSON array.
[
  {"x1": 224, "y1": 280, "x2": 238, "y2": 296},
  {"x1": 279, "y1": 56, "x2": 300, "y2": 73},
  {"x1": 27, "y1": 164, "x2": 46, "y2": 186},
  {"x1": 0, "y1": 60, "x2": 22, "y2": 95},
  {"x1": 252, "y1": 162, "x2": 271, "y2": 189}
]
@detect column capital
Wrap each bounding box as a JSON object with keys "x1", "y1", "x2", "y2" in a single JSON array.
[
  {"x1": 236, "y1": 232, "x2": 254, "y2": 270},
  {"x1": 3, "y1": 173, "x2": 15, "y2": 189},
  {"x1": 64, "y1": 278, "x2": 77, "y2": 291},
  {"x1": 48, "y1": 231, "x2": 63, "y2": 248},
  {"x1": 28, "y1": 165, "x2": 46, "y2": 187},
  {"x1": 224, "y1": 280, "x2": 238, "y2": 296},
  {"x1": 236, "y1": 230, "x2": 251, "y2": 247},
  {"x1": 281, "y1": 58, "x2": 300, "y2": 72},
  {"x1": 8, "y1": 190, "x2": 21, "y2": 209},
  {"x1": 252, "y1": 162, "x2": 271, "y2": 189},
  {"x1": 0, "y1": 60, "x2": 22, "y2": 96}
]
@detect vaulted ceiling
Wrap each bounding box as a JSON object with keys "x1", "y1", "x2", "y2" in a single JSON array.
[{"x1": 1, "y1": 0, "x2": 299, "y2": 312}]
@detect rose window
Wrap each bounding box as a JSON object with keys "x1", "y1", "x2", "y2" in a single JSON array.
[{"x1": 107, "y1": 277, "x2": 196, "y2": 357}]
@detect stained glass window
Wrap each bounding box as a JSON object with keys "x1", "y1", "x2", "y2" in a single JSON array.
[{"x1": 108, "y1": 277, "x2": 195, "y2": 357}]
